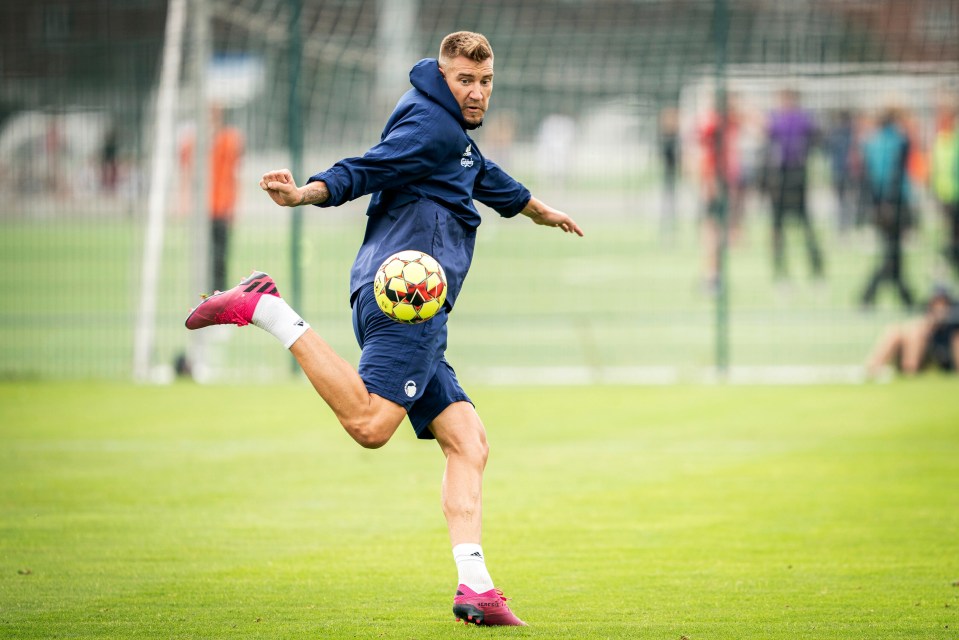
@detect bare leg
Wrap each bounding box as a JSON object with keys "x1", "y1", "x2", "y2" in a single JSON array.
[
  {"x1": 429, "y1": 401, "x2": 489, "y2": 546},
  {"x1": 899, "y1": 318, "x2": 933, "y2": 374},
  {"x1": 289, "y1": 329, "x2": 406, "y2": 448},
  {"x1": 433, "y1": 402, "x2": 527, "y2": 625},
  {"x1": 865, "y1": 318, "x2": 933, "y2": 377},
  {"x1": 865, "y1": 324, "x2": 905, "y2": 378}
]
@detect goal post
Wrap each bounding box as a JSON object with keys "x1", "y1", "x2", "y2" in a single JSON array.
[{"x1": 133, "y1": 0, "x2": 188, "y2": 383}]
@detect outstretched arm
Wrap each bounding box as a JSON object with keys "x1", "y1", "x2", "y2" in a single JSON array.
[
  {"x1": 520, "y1": 196, "x2": 584, "y2": 237},
  {"x1": 259, "y1": 169, "x2": 330, "y2": 207}
]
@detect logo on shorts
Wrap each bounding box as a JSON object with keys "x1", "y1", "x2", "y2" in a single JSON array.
[{"x1": 404, "y1": 380, "x2": 417, "y2": 398}]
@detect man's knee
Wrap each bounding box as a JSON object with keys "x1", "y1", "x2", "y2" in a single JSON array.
[
  {"x1": 444, "y1": 433, "x2": 489, "y2": 473},
  {"x1": 339, "y1": 401, "x2": 406, "y2": 449},
  {"x1": 451, "y1": 426, "x2": 489, "y2": 469},
  {"x1": 432, "y1": 403, "x2": 489, "y2": 466},
  {"x1": 344, "y1": 419, "x2": 393, "y2": 449}
]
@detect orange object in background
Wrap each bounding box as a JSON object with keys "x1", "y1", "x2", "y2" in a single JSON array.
[{"x1": 209, "y1": 124, "x2": 243, "y2": 221}]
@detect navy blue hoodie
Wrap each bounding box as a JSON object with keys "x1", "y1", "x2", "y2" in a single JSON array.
[{"x1": 307, "y1": 58, "x2": 531, "y2": 308}]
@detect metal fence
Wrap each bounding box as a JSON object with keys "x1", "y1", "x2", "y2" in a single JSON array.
[{"x1": 1, "y1": 0, "x2": 958, "y2": 382}]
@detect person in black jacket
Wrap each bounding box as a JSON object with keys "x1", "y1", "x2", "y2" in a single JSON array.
[{"x1": 860, "y1": 107, "x2": 915, "y2": 309}]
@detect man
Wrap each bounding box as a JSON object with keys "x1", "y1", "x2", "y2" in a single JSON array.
[
  {"x1": 764, "y1": 88, "x2": 824, "y2": 282},
  {"x1": 696, "y1": 96, "x2": 741, "y2": 295},
  {"x1": 657, "y1": 106, "x2": 680, "y2": 242},
  {"x1": 208, "y1": 105, "x2": 244, "y2": 292},
  {"x1": 930, "y1": 98, "x2": 958, "y2": 278},
  {"x1": 178, "y1": 104, "x2": 245, "y2": 292},
  {"x1": 860, "y1": 106, "x2": 914, "y2": 309},
  {"x1": 824, "y1": 109, "x2": 856, "y2": 236},
  {"x1": 185, "y1": 31, "x2": 583, "y2": 626}
]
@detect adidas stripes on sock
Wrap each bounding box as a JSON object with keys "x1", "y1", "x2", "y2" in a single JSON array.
[
  {"x1": 251, "y1": 294, "x2": 310, "y2": 349},
  {"x1": 453, "y1": 543, "x2": 495, "y2": 593}
]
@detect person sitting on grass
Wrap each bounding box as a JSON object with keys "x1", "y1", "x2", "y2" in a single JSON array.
[{"x1": 865, "y1": 286, "x2": 959, "y2": 378}]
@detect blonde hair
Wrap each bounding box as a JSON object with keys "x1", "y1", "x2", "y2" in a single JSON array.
[{"x1": 438, "y1": 31, "x2": 493, "y2": 66}]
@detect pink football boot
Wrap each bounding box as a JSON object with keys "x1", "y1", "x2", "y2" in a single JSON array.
[
  {"x1": 453, "y1": 585, "x2": 527, "y2": 626},
  {"x1": 185, "y1": 271, "x2": 279, "y2": 330}
]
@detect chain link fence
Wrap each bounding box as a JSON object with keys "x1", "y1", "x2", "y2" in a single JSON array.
[{"x1": 1, "y1": 0, "x2": 957, "y2": 382}]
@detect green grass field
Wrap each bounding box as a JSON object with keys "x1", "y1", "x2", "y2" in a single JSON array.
[{"x1": 2, "y1": 380, "x2": 957, "y2": 639}]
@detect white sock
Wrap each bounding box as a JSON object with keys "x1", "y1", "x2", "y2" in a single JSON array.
[
  {"x1": 251, "y1": 294, "x2": 310, "y2": 349},
  {"x1": 453, "y1": 543, "x2": 495, "y2": 593}
]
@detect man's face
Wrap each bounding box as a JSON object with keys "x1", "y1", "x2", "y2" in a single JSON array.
[{"x1": 440, "y1": 55, "x2": 493, "y2": 126}]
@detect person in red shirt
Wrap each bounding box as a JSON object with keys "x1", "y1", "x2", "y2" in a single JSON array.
[{"x1": 697, "y1": 98, "x2": 741, "y2": 294}]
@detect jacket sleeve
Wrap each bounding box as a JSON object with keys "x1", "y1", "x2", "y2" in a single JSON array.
[
  {"x1": 307, "y1": 107, "x2": 446, "y2": 207},
  {"x1": 472, "y1": 159, "x2": 531, "y2": 218}
]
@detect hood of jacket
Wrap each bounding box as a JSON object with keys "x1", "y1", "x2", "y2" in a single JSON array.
[{"x1": 408, "y1": 58, "x2": 481, "y2": 131}]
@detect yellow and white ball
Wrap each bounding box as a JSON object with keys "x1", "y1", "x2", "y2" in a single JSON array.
[{"x1": 373, "y1": 250, "x2": 448, "y2": 324}]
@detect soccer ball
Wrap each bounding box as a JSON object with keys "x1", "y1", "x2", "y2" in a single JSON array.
[{"x1": 373, "y1": 250, "x2": 448, "y2": 324}]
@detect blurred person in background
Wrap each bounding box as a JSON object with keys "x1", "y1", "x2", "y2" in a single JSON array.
[
  {"x1": 762, "y1": 88, "x2": 824, "y2": 284},
  {"x1": 697, "y1": 95, "x2": 742, "y2": 295},
  {"x1": 732, "y1": 98, "x2": 767, "y2": 230},
  {"x1": 535, "y1": 111, "x2": 577, "y2": 191},
  {"x1": 859, "y1": 106, "x2": 914, "y2": 310},
  {"x1": 903, "y1": 109, "x2": 928, "y2": 215},
  {"x1": 43, "y1": 116, "x2": 64, "y2": 197},
  {"x1": 852, "y1": 110, "x2": 877, "y2": 230},
  {"x1": 476, "y1": 109, "x2": 517, "y2": 171},
  {"x1": 99, "y1": 125, "x2": 120, "y2": 195},
  {"x1": 207, "y1": 105, "x2": 244, "y2": 293},
  {"x1": 658, "y1": 105, "x2": 680, "y2": 242},
  {"x1": 825, "y1": 109, "x2": 858, "y2": 237},
  {"x1": 866, "y1": 286, "x2": 959, "y2": 378},
  {"x1": 179, "y1": 105, "x2": 245, "y2": 292},
  {"x1": 930, "y1": 97, "x2": 959, "y2": 278}
]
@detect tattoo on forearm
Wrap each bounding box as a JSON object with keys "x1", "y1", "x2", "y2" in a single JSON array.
[{"x1": 300, "y1": 181, "x2": 330, "y2": 206}]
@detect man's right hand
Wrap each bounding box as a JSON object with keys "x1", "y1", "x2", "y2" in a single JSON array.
[
  {"x1": 260, "y1": 169, "x2": 331, "y2": 207},
  {"x1": 259, "y1": 169, "x2": 302, "y2": 207}
]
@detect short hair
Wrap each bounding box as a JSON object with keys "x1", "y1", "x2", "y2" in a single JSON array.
[{"x1": 438, "y1": 31, "x2": 493, "y2": 67}]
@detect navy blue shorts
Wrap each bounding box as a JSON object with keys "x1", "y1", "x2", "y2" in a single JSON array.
[{"x1": 351, "y1": 283, "x2": 472, "y2": 439}]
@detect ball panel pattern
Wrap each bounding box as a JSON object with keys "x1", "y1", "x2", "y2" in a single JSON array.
[{"x1": 373, "y1": 250, "x2": 447, "y2": 324}]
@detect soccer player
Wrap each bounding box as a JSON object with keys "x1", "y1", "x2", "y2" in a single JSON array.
[{"x1": 185, "y1": 31, "x2": 583, "y2": 626}]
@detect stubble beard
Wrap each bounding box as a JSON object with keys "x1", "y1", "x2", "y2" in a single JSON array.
[{"x1": 463, "y1": 105, "x2": 485, "y2": 126}]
